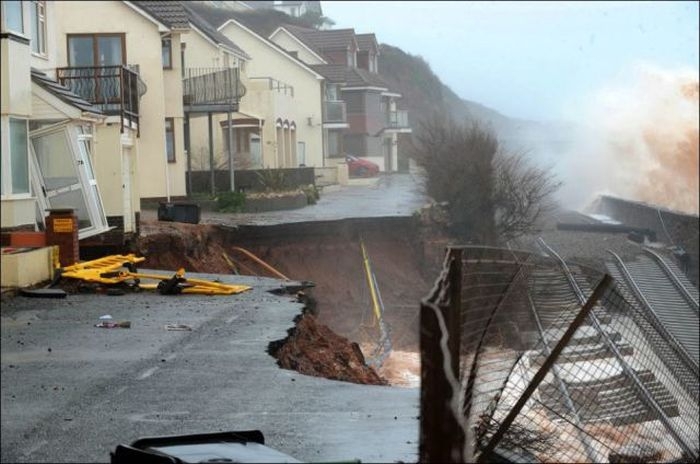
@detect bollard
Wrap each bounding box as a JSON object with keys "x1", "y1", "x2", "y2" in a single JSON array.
[{"x1": 45, "y1": 209, "x2": 79, "y2": 267}]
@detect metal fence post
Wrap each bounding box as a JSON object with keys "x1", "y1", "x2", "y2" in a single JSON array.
[
  {"x1": 448, "y1": 247, "x2": 462, "y2": 378},
  {"x1": 420, "y1": 251, "x2": 466, "y2": 463}
]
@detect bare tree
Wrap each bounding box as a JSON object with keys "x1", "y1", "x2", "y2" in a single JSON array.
[
  {"x1": 411, "y1": 114, "x2": 560, "y2": 244},
  {"x1": 493, "y1": 150, "x2": 561, "y2": 242}
]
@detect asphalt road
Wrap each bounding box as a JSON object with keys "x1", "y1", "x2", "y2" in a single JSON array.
[{"x1": 1, "y1": 273, "x2": 418, "y2": 463}]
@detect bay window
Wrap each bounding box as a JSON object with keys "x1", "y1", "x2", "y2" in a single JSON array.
[
  {"x1": 1, "y1": 1, "x2": 23, "y2": 34},
  {"x1": 3, "y1": 118, "x2": 30, "y2": 196}
]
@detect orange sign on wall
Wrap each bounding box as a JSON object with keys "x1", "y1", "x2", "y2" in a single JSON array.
[{"x1": 53, "y1": 218, "x2": 74, "y2": 233}]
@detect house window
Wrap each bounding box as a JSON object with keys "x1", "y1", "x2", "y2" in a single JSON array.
[
  {"x1": 162, "y1": 37, "x2": 172, "y2": 69},
  {"x1": 165, "y1": 118, "x2": 175, "y2": 163},
  {"x1": 30, "y1": 1, "x2": 46, "y2": 55},
  {"x1": 2, "y1": 1, "x2": 23, "y2": 34},
  {"x1": 325, "y1": 84, "x2": 339, "y2": 101},
  {"x1": 68, "y1": 34, "x2": 125, "y2": 66},
  {"x1": 347, "y1": 49, "x2": 356, "y2": 67},
  {"x1": 6, "y1": 118, "x2": 30, "y2": 195},
  {"x1": 327, "y1": 130, "x2": 342, "y2": 158}
]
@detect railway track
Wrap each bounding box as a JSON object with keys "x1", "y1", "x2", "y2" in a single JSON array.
[
  {"x1": 606, "y1": 249, "x2": 699, "y2": 363},
  {"x1": 534, "y1": 238, "x2": 697, "y2": 460}
]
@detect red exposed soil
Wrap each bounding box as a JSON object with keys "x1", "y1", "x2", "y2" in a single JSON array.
[
  {"x1": 270, "y1": 313, "x2": 387, "y2": 385},
  {"x1": 136, "y1": 221, "x2": 232, "y2": 274}
]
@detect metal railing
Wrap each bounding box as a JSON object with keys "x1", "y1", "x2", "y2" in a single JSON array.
[
  {"x1": 183, "y1": 67, "x2": 246, "y2": 106},
  {"x1": 56, "y1": 65, "x2": 142, "y2": 135},
  {"x1": 248, "y1": 76, "x2": 294, "y2": 97},
  {"x1": 386, "y1": 109, "x2": 409, "y2": 128},
  {"x1": 323, "y1": 100, "x2": 347, "y2": 123}
]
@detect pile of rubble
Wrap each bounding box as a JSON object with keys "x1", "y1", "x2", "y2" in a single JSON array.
[{"x1": 270, "y1": 313, "x2": 387, "y2": 386}]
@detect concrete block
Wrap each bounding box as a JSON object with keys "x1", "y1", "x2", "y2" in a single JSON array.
[{"x1": 1, "y1": 246, "x2": 53, "y2": 287}]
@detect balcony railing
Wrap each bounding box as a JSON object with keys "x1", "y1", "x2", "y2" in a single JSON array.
[
  {"x1": 386, "y1": 109, "x2": 409, "y2": 128},
  {"x1": 248, "y1": 77, "x2": 294, "y2": 97},
  {"x1": 183, "y1": 67, "x2": 245, "y2": 109},
  {"x1": 56, "y1": 65, "x2": 142, "y2": 135},
  {"x1": 323, "y1": 100, "x2": 347, "y2": 123}
]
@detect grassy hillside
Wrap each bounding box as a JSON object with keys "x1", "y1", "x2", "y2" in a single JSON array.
[{"x1": 378, "y1": 44, "x2": 524, "y2": 138}]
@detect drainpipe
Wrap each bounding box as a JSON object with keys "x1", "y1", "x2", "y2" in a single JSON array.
[
  {"x1": 164, "y1": 125, "x2": 171, "y2": 202},
  {"x1": 185, "y1": 113, "x2": 191, "y2": 197},
  {"x1": 258, "y1": 117, "x2": 263, "y2": 168},
  {"x1": 228, "y1": 108, "x2": 234, "y2": 192},
  {"x1": 208, "y1": 112, "x2": 214, "y2": 196}
]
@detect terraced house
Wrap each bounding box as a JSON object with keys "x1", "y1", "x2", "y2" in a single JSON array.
[
  {"x1": 190, "y1": 4, "x2": 326, "y2": 171},
  {"x1": 269, "y1": 25, "x2": 411, "y2": 172},
  {"x1": 2, "y1": 1, "x2": 206, "y2": 251},
  {"x1": 2, "y1": 0, "x2": 120, "y2": 249}
]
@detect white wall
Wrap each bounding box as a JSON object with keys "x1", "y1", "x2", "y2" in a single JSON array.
[
  {"x1": 52, "y1": 1, "x2": 187, "y2": 199},
  {"x1": 219, "y1": 21, "x2": 325, "y2": 168}
]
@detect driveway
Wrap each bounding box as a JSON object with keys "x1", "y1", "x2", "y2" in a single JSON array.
[{"x1": 141, "y1": 173, "x2": 428, "y2": 227}]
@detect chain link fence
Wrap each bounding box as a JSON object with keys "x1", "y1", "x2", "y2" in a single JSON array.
[{"x1": 420, "y1": 245, "x2": 699, "y2": 463}]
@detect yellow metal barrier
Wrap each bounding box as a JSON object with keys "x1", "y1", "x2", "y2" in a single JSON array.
[{"x1": 59, "y1": 254, "x2": 250, "y2": 295}]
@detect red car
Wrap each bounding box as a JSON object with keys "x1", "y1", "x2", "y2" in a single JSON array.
[{"x1": 345, "y1": 155, "x2": 380, "y2": 177}]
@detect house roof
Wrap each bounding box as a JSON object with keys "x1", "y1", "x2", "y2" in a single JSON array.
[
  {"x1": 182, "y1": 2, "x2": 251, "y2": 59},
  {"x1": 355, "y1": 33, "x2": 378, "y2": 52},
  {"x1": 310, "y1": 64, "x2": 389, "y2": 89},
  {"x1": 185, "y1": 4, "x2": 324, "y2": 78},
  {"x1": 129, "y1": 1, "x2": 190, "y2": 29},
  {"x1": 31, "y1": 69, "x2": 104, "y2": 115},
  {"x1": 283, "y1": 24, "x2": 357, "y2": 52}
]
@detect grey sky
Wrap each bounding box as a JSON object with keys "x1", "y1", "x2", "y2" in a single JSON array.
[{"x1": 321, "y1": 1, "x2": 700, "y2": 122}]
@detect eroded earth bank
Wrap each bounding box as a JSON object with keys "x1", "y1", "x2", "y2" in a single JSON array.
[{"x1": 135, "y1": 215, "x2": 448, "y2": 386}]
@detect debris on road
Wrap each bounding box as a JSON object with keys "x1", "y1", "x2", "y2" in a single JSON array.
[
  {"x1": 19, "y1": 288, "x2": 67, "y2": 299},
  {"x1": 164, "y1": 324, "x2": 192, "y2": 331},
  {"x1": 95, "y1": 321, "x2": 131, "y2": 329}
]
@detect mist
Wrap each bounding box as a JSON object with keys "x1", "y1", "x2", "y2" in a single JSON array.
[{"x1": 552, "y1": 64, "x2": 699, "y2": 214}]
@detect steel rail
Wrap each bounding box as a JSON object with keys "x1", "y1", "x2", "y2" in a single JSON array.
[
  {"x1": 643, "y1": 247, "x2": 699, "y2": 312},
  {"x1": 526, "y1": 284, "x2": 602, "y2": 462},
  {"x1": 607, "y1": 250, "x2": 699, "y2": 376},
  {"x1": 537, "y1": 238, "x2": 697, "y2": 461}
]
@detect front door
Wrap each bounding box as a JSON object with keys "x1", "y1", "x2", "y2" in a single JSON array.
[{"x1": 30, "y1": 123, "x2": 109, "y2": 239}]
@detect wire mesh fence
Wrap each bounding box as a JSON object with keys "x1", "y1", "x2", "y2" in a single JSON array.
[{"x1": 420, "y1": 244, "x2": 700, "y2": 463}]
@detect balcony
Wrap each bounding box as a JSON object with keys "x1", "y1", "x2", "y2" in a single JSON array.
[
  {"x1": 323, "y1": 100, "x2": 347, "y2": 126},
  {"x1": 56, "y1": 65, "x2": 143, "y2": 135},
  {"x1": 183, "y1": 67, "x2": 246, "y2": 113},
  {"x1": 386, "y1": 110, "x2": 409, "y2": 129}
]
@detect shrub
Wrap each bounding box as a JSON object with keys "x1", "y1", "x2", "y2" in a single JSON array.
[
  {"x1": 216, "y1": 191, "x2": 246, "y2": 213},
  {"x1": 302, "y1": 184, "x2": 320, "y2": 204},
  {"x1": 256, "y1": 168, "x2": 287, "y2": 192}
]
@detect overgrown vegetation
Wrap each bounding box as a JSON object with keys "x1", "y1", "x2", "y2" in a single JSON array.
[{"x1": 411, "y1": 115, "x2": 560, "y2": 244}]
